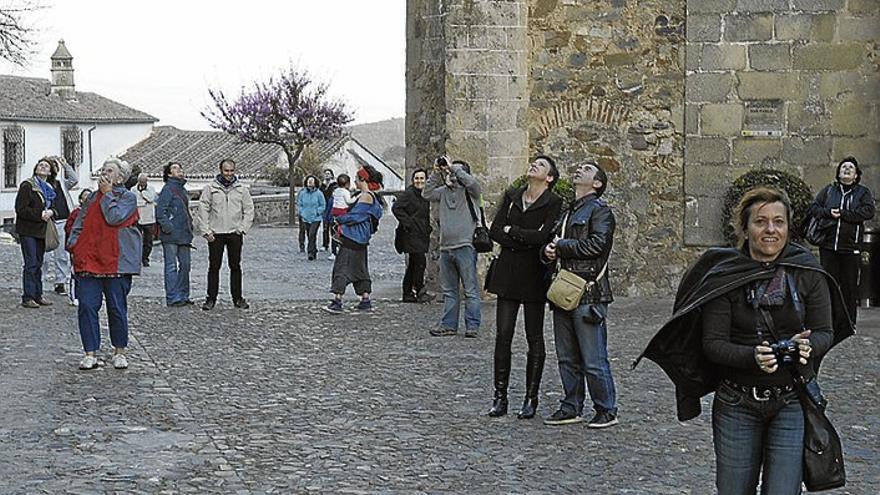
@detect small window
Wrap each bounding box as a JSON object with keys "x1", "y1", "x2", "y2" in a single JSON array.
[
  {"x1": 2, "y1": 126, "x2": 24, "y2": 189},
  {"x1": 61, "y1": 126, "x2": 82, "y2": 169}
]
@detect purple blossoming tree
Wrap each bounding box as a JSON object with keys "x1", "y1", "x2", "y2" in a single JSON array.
[{"x1": 202, "y1": 67, "x2": 353, "y2": 225}]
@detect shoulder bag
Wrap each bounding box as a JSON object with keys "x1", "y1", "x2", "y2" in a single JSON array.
[
  {"x1": 45, "y1": 220, "x2": 60, "y2": 251},
  {"x1": 546, "y1": 213, "x2": 607, "y2": 311},
  {"x1": 464, "y1": 192, "x2": 493, "y2": 253}
]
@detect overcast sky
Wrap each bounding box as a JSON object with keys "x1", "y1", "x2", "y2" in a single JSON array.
[{"x1": 0, "y1": 0, "x2": 406, "y2": 129}]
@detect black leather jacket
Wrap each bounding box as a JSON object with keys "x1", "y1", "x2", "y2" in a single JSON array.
[{"x1": 544, "y1": 193, "x2": 614, "y2": 304}]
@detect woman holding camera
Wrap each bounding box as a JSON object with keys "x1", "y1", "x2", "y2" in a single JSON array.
[
  {"x1": 485, "y1": 156, "x2": 562, "y2": 418},
  {"x1": 638, "y1": 187, "x2": 852, "y2": 494}
]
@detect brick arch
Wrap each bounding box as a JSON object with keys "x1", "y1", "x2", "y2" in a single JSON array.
[{"x1": 532, "y1": 98, "x2": 634, "y2": 139}]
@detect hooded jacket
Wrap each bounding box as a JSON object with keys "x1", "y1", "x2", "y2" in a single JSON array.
[
  {"x1": 807, "y1": 182, "x2": 875, "y2": 253},
  {"x1": 197, "y1": 177, "x2": 255, "y2": 235},
  {"x1": 422, "y1": 165, "x2": 482, "y2": 250},
  {"x1": 634, "y1": 243, "x2": 854, "y2": 421},
  {"x1": 155, "y1": 177, "x2": 194, "y2": 245},
  {"x1": 297, "y1": 186, "x2": 326, "y2": 224}
]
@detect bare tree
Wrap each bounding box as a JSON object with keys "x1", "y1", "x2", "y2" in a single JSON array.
[{"x1": 0, "y1": 2, "x2": 40, "y2": 67}]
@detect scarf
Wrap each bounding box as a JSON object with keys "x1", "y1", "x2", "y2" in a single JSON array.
[
  {"x1": 217, "y1": 174, "x2": 237, "y2": 188},
  {"x1": 35, "y1": 177, "x2": 56, "y2": 209},
  {"x1": 750, "y1": 267, "x2": 787, "y2": 308}
]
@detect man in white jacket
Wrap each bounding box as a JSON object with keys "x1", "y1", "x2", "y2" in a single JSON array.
[
  {"x1": 197, "y1": 159, "x2": 255, "y2": 310},
  {"x1": 131, "y1": 173, "x2": 158, "y2": 267}
]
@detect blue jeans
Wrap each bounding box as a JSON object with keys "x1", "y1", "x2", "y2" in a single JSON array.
[
  {"x1": 438, "y1": 245, "x2": 481, "y2": 332},
  {"x1": 77, "y1": 275, "x2": 132, "y2": 353},
  {"x1": 713, "y1": 382, "x2": 804, "y2": 495},
  {"x1": 552, "y1": 303, "x2": 617, "y2": 415},
  {"x1": 20, "y1": 235, "x2": 45, "y2": 303},
  {"x1": 163, "y1": 242, "x2": 191, "y2": 304}
]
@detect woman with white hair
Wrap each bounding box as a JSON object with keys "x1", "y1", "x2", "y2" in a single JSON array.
[{"x1": 67, "y1": 157, "x2": 142, "y2": 370}]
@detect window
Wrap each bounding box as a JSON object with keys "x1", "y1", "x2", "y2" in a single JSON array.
[
  {"x1": 61, "y1": 126, "x2": 82, "y2": 169},
  {"x1": 2, "y1": 126, "x2": 24, "y2": 189}
]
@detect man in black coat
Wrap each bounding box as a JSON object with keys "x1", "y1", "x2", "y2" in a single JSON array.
[
  {"x1": 541, "y1": 159, "x2": 618, "y2": 428},
  {"x1": 392, "y1": 168, "x2": 433, "y2": 302}
]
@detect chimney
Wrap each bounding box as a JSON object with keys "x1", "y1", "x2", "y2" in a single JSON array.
[{"x1": 50, "y1": 40, "x2": 75, "y2": 101}]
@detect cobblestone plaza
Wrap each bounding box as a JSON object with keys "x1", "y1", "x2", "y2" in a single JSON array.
[{"x1": 0, "y1": 225, "x2": 877, "y2": 493}]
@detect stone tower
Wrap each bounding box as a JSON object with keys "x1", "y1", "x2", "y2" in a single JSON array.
[{"x1": 50, "y1": 40, "x2": 75, "y2": 101}]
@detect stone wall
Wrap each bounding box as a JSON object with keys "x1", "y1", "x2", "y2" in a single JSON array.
[
  {"x1": 527, "y1": 0, "x2": 695, "y2": 295},
  {"x1": 684, "y1": 0, "x2": 880, "y2": 245}
]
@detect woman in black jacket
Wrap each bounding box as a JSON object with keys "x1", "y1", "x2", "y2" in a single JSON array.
[
  {"x1": 392, "y1": 168, "x2": 433, "y2": 302},
  {"x1": 806, "y1": 156, "x2": 875, "y2": 324},
  {"x1": 485, "y1": 156, "x2": 563, "y2": 418},
  {"x1": 15, "y1": 159, "x2": 57, "y2": 308}
]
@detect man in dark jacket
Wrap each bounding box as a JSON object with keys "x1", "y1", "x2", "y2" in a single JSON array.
[
  {"x1": 155, "y1": 162, "x2": 194, "y2": 307},
  {"x1": 807, "y1": 156, "x2": 875, "y2": 324},
  {"x1": 392, "y1": 168, "x2": 433, "y2": 303},
  {"x1": 320, "y1": 168, "x2": 337, "y2": 252},
  {"x1": 541, "y1": 160, "x2": 618, "y2": 428}
]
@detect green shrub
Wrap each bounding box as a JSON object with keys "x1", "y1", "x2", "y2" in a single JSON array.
[
  {"x1": 510, "y1": 176, "x2": 575, "y2": 208},
  {"x1": 721, "y1": 168, "x2": 814, "y2": 247}
]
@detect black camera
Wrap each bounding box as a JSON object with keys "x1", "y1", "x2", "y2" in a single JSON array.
[
  {"x1": 770, "y1": 339, "x2": 798, "y2": 365},
  {"x1": 436, "y1": 156, "x2": 449, "y2": 168}
]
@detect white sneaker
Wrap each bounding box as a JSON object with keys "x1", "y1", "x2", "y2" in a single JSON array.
[
  {"x1": 79, "y1": 355, "x2": 98, "y2": 370},
  {"x1": 327, "y1": 254, "x2": 336, "y2": 260},
  {"x1": 112, "y1": 353, "x2": 128, "y2": 369}
]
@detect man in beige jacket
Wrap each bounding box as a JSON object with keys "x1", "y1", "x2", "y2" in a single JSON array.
[{"x1": 197, "y1": 159, "x2": 255, "y2": 310}]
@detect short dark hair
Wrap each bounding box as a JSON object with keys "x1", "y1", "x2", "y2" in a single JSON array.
[
  {"x1": 411, "y1": 167, "x2": 427, "y2": 182},
  {"x1": 337, "y1": 173, "x2": 351, "y2": 188},
  {"x1": 451, "y1": 159, "x2": 471, "y2": 175},
  {"x1": 218, "y1": 159, "x2": 235, "y2": 170},
  {"x1": 304, "y1": 175, "x2": 319, "y2": 187},
  {"x1": 583, "y1": 160, "x2": 608, "y2": 197},
  {"x1": 733, "y1": 187, "x2": 792, "y2": 249},
  {"x1": 836, "y1": 156, "x2": 862, "y2": 184},
  {"x1": 534, "y1": 155, "x2": 559, "y2": 190},
  {"x1": 163, "y1": 162, "x2": 182, "y2": 183}
]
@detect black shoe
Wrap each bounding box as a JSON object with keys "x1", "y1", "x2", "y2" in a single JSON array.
[
  {"x1": 402, "y1": 293, "x2": 418, "y2": 303},
  {"x1": 518, "y1": 397, "x2": 539, "y2": 419},
  {"x1": 587, "y1": 411, "x2": 619, "y2": 429},
  {"x1": 21, "y1": 299, "x2": 40, "y2": 309},
  {"x1": 202, "y1": 299, "x2": 216, "y2": 311},
  {"x1": 518, "y1": 353, "x2": 544, "y2": 419},
  {"x1": 488, "y1": 395, "x2": 508, "y2": 417},
  {"x1": 429, "y1": 327, "x2": 457, "y2": 337},
  {"x1": 543, "y1": 409, "x2": 582, "y2": 426},
  {"x1": 167, "y1": 300, "x2": 188, "y2": 307},
  {"x1": 416, "y1": 292, "x2": 435, "y2": 303},
  {"x1": 54, "y1": 283, "x2": 66, "y2": 295},
  {"x1": 234, "y1": 298, "x2": 250, "y2": 309},
  {"x1": 184, "y1": 299, "x2": 195, "y2": 305},
  {"x1": 35, "y1": 297, "x2": 53, "y2": 306}
]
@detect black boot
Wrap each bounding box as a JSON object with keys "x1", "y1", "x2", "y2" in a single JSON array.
[
  {"x1": 487, "y1": 366, "x2": 509, "y2": 417},
  {"x1": 518, "y1": 353, "x2": 544, "y2": 419}
]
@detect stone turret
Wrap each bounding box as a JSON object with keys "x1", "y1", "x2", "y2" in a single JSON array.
[{"x1": 50, "y1": 40, "x2": 75, "y2": 101}]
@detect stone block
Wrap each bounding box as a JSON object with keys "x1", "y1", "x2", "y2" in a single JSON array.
[
  {"x1": 447, "y1": 130, "x2": 489, "y2": 165},
  {"x1": 701, "y1": 104, "x2": 744, "y2": 136},
  {"x1": 782, "y1": 137, "x2": 832, "y2": 166},
  {"x1": 686, "y1": 73, "x2": 736, "y2": 102},
  {"x1": 838, "y1": 17, "x2": 880, "y2": 42},
  {"x1": 830, "y1": 101, "x2": 876, "y2": 137},
  {"x1": 732, "y1": 138, "x2": 782, "y2": 166},
  {"x1": 505, "y1": 27, "x2": 528, "y2": 51},
  {"x1": 686, "y1": 44, "x2": 701, "y2": 71},
  {"x1": 688, "y1": 0, "x2": 736, "y2": 14},
  {"x1": 683, "y1": 195, "x2": 726, "y2": 246},
  {"x1": 788, "y1": 102, "x2": 831, "y2": 135},
  {"x1": 449, "y1": 103, "x2": 489, "y2": 132},
  {"x1": 532, "y1": 0, "x2": 559, "y2": 18},
  {"x1": 686, "y1": 104, "x2": 700, "y2": 135},
  {"x1": 803, "y1": 165, "x2": 837, "y2": 192},
  {"x1": 684, "y1": 163, "x2": 734, "y2": 197},
  {"x1": 848, "y1": 0, "x2": 880, "y2": 14},
  {"x1": 487, "y1": 100, "x2": 527, "y2": 131},
  {"x1": 737, "y1": 72, "x2": 799, "y2": 100},
  {"x1": 488, "y1": 129, "x2": 528, "y2": 157},
  {"x1": 792, "y1": 44, "x2": 865, "y2": 71},
  {"x1": 736, "y1": 0, "x2": 788, "y2": 12},
  {"x1": 448, "y1": 49, "x2": 526, "y2": 76},
  {"x1": 748, "y1": 44, "x2": 791, "y2": 71},
  {"x1": 775, "y1": 14, "x2": 835, "y2": 41},
  {"x1": 469, "y1": 26, "x2": 507, "y2": 49},
  {"x1": 687, "y1": 14, "x2": 722, "y2": 42},
  {"x1": 833, "y1": 139, "x2": 880, "y2": 166},
  {"x1": 724, "y1": 14, "x2": 773, "y2": 42},
  {"x1": 685, "y1": 137, "x2": 730, "y2": 164},
  {"x1": 791, "y1": 0, "x2": 844, "y2": 11},
  {"x1": 819, "y1": 72, "x2": 880, "y2": 99},
  {"x1": 701, "y1": 44, "x2": 747, "y2": 71}
]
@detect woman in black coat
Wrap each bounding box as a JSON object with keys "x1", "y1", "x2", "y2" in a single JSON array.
[
  {"x1": 392, "y1": 168, "x2": 432, "y2": 302},
  {"x1": 806, "y1": 156, "x2": 875, "y2": 324},
  {"x1": 15, "y1": 159, "x2": 57, "y2": 308},
  {"x1": 485, "y1": 156, "x2": 563, "y2": 419}
]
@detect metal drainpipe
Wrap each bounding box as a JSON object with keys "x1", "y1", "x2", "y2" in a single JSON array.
[{"x1": 86, "y1": 124, "x2": 97, "y2": 174}]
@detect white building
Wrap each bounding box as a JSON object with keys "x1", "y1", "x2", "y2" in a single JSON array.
[{"x1": 0, "y1": 40, "x2": 156, "y2": 225}]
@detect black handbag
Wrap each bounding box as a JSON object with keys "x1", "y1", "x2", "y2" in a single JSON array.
[
  {"x1": 802, "y1": 215, "x2": 827, "y2": 246},
  {"x1": 465, "y1": 193, "x2": 493, "y2": 253},
  {"x1": 484, "y1": 255, "x2": 498, "y2": 291},
  {"x1": 755, "y1": 274, "x2": 846, "y2": 492}
]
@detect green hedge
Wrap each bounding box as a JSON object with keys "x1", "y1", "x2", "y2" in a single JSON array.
[{"x1": 721, "y1": 168, "x2": 814, "y2": 246}]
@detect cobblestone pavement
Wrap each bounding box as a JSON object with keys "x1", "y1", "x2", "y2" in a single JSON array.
[{"x1": 1, "y1": 221, "x2": 878, "y2": 493}]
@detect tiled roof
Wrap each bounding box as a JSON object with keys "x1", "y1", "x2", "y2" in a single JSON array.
[
  {"x1": 0, "y1": 75, "x2": 157, "y2": 123},
  {"x1": 120, "y1": 126, "x2": 285, "y2": 179}
]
